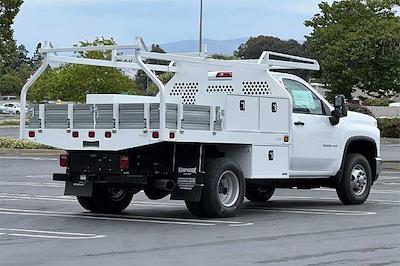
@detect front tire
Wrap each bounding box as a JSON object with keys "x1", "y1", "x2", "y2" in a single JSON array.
[
  {"x1": 186, "y1": 158, "x2": 245, "y2": 218},
  {"x1": 91, "y1": 186, "x2": 134, "y2": 213},
  {"x1": 245, "y1": 186, "x2": 275, "y2": 202},
  {"x1": 336, "y1": 153, "x2": 372, "y2": 205}
]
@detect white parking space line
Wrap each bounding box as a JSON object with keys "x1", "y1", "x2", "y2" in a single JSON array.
[
  {"x1": 0, "y1": 181, "x2": 63, "y2": 188},
  {"x1": 0, "y1": 156, "x2": 57, "y2": 161},
  {"x1": 0, "y1": 208, "x2": 248, "y2": 226},
  {"x1": 379, "y1": 177, "x2": 400, "y2": 180},
  {"x1": 0, "y1": 193, "x2": 188, "y2": 208},
  {"x1": 271, "y1": 195, "x2": 400, "y2": 205},
  {"x1": 244, "y1": 207, "x2": 376, "y2": 216},
  {"x1": 376, "y1": 182, "x2": 400, "y2": 186},
  {"x1": 315, "y1": 188, "x2": 400, "y2": 195},
  {"x1": 0, "y1": 228, "x2": 105, "y2": 240},
  {"x1": 26, "y1": 175, "x2": 52, "y2": 179},
  {"x1": 381, "y1": 171, "x2": 400, "y2": 174}
]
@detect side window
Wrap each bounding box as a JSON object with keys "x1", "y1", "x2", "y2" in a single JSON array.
[{"x1": 282, "y1": 79, "x2": 324, "y2": 115}]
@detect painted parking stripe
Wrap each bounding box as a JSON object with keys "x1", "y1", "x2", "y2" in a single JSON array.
[
  {"x1": 0, "y1": 181, "x2": 63, "y2": 188},
  {"x1": 26, "y1": 175, "x2": 52, "y2": 178},
  {"x1": 315, "y1": 188, "x2": 400, "y2": 195},
  {"x1": 244, "y1": 207, "x2": 376, "y2": 216},
  {"x1": 0, "y1": 228, "x2": 105, "y2": 240},
  {"x1": 272, "y1": 195, "x2": 400, "y2": 205},
  {"x1": 379, "y1": 177, "x2": 400, "y2": 180},
  {"x1": 0, "y1": 193, "x2": 189, "y2": 208},
  {"x1": 0, "y1": 156, "x2": 57, "y2": 161},
  {"x1": 0, "y1": 208, "x2": 247, "y2": 226},
  {"x1": 381, "y1": 171, "x2": 400, "y2": 174}
]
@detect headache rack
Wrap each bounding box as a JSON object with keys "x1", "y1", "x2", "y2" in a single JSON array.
[{"x1": 20, "y1": 36, "x2": 319, "y2": 150}]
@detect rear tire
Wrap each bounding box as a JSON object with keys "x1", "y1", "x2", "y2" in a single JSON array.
[
  {"x1": 245, "y1": 186, "x2": 275, "y2": 202},
  {"x1": 144, "y1": 187, "x2": 170, "y2": 200},
  {"x1": 77, "y1": 196, "x2": 97, "y2": 212},
  {"x1": 91, "y1": 186, "x2": 134, "y2": 213},
  {"x1": 185, "y1": 201, "x2": 208, "y2": 218},
  {"x1": 336, "y1": 153, "x2": 372, "y2": 205},
  {"x1": 190, "y1": 158, "x2": 245, "y2": 218}
]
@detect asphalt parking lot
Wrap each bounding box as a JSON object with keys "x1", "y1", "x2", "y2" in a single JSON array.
[{"x1": 0, "y1": 156, "x2": 399, "y2": 266}]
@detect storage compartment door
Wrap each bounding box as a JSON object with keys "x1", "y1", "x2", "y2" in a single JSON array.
[
  {"x1": 226, "y1": 95, "x2": 259, "y2": 131},
  {"x1": 251, "y1": 145, "x2": 289, "y2": 179},
  {"x1": 259, "y1": 98, "x2": 290, "y2": 133}
]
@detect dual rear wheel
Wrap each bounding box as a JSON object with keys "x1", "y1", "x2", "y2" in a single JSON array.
[{"x1": 77, "y1": 186, "x2": 134, "y2": 213}]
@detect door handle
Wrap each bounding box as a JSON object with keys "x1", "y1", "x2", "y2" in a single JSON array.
[{"x1": 294, "y1": 121, "x2": 305, "y2": 126}]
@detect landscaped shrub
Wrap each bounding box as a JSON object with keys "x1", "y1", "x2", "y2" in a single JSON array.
[
  {"x1": 0, "y1": 119, "x2": 23, "y2": 126},
  {"x1": 362, "y1": 98, "x2": 394, "y2": 106},
  {"x1": 346, "y1": 102, "x2": 374, "y2": 117},
  {"x1": 0, "y1": 137, "x2": 54, "y2": 149},
  {"x1": 377, "y1": 118, "x2": 400, "y2": 138}
]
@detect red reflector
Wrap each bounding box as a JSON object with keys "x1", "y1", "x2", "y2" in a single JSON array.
[
  {"x1": 59, "y1": 154, "x2": 69, "y2": 167},
  {"x1": 169, "y1": 132, "x2": 175, "y2": 139},
  {"x1": 88, "y1": 131, "x2": 95, "y2": 138},
  {"x1": 216, "y1": 71, "x2": 232, "y2": 78},
  {"x1": 119, "y1": 155, "x2": 129, "y2": 169},
  {"x1": 152, "y1": 131, "x2": 159, "y2": 139},
  {"x1": 28, "y1": 131, "x2": 35, "y2": 138},
  {"x1": 72, "y1": 131, "x2": 79, "y2": 138},
  {"x1": 105, "y1": 131, "x2": 112, "y2": 138}
]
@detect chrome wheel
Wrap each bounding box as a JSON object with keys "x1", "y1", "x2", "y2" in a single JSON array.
[
  {"x1": 350, "y1": 164, "x2": 367, "y2": 196},
  {"x1": 218, "y1": 170, "x2": 240, "y2": 207}
]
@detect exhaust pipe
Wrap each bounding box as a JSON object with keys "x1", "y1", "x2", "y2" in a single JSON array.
[{"x1": 153, "y1": 179, "x2": 176, "y2": 192}]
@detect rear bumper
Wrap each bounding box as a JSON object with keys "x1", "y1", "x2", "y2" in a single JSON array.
[
  {"x1": 53, "y1": 173, "x2": 148, "y2": 186},
  {"x1": 375, "y1": 157, "x2": 382, "y2": 181}
]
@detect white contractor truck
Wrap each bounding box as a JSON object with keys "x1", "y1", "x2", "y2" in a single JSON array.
[{"x1": 20, "y1": 37, "x2": 382, "y2": 218}]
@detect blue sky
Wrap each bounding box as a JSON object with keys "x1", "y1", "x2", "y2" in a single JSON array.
[{"x1": 14, "y1": 0, "x2": 333, "y2": 54}]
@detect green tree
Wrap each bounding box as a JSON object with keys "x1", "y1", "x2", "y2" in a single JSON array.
[
  {"x1": 235, "y1": 35, "x2": 306, "y2": 59},
  {"x1": 0, "y1": 0, "x2": 23, "y2": 75},
  {"x1": 209, "y1": 54, "x2": 238, "y2": 60},
  {"x1": 29, "y1": 38, "x2": 139, "y2": 103},
  {"x1": 0, "y1": 74, "x2": 23, "y2": 95},
  {"x1": 305, "y1": 0, "x2": 400, "y2": 99},
  {"x1": 234, "y1": 35, "x2": 309, "y2": 79},
  {"x1": 135, "y1": 44, "x2": 168, "y2": 95}
]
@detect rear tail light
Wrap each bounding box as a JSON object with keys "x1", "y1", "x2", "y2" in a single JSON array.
[
  {"x1": 152, "y1": 131, "x2": 159, "y2": 139},
  {"x1": 105, "y1": 131, "x2": 112, "y2": 138},
  {"x1": 59, "y1": 154, "x2": 69, "y2": 167},
  {"x1": 28, "y1": 131, "x2": 35, "y2": 138},
  {"x1": 72, "y1": 131, "x2": 79, "y2": 138},
  {"x1": 88, "y1": 131, "x2": 95, "y2": 138},
  {"x1": 169, "y1": 132, "x2": 175, "y2": 139},
  {"x1": 119, "y1": 155, "x2": 129, "y2": 170}
]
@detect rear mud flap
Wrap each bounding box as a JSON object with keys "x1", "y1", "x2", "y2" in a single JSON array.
[
  {"x1": 170, "y1": 144, "x2": 204, "y2": 201},
  {"x1": 65, "y1": 180, "x2": 93, "y2": 197}
]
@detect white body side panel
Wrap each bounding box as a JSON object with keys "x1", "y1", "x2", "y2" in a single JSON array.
[{"x1": 252, "y1": 145, "x2": 289, "y2": 179}]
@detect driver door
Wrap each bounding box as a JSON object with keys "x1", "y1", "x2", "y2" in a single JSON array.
[{"x1": 282, "y1": 78, "x2": 340, "y2": 175}]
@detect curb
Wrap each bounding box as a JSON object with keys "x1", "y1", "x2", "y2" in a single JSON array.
[
  {"x1": 0, "y1": 125, "x2": 20, "y2": 128},
  {"x1": 383, "y1": 161, "x2": 400, "y2": 171},
  {"x1": 0, "y1": 148, "x2": 65, "y2": 156},
  {"x1": 381, "y1": 138, "x2": 400, "y2": 145}
]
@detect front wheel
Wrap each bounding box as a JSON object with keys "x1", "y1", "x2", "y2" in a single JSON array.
[
  {"x1": 336, "y1": 153, "x2": 372, "y2": 205},
  {"x1": 91, "y1": 186, "x2": 134, "y2": 213}
]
